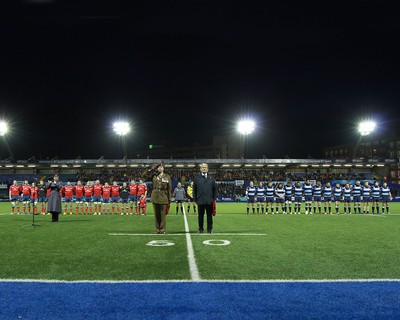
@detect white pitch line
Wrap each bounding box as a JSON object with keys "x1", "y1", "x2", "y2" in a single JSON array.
[
  {"x1": 182, "y1": 205, "x2": 201, "y2": 281},
  {"x1": 1, "y1": 278, "x2": 400, "y2": 284},
  {"x1": 108, "y1": 233, "x2": 267, "y2": 236}
]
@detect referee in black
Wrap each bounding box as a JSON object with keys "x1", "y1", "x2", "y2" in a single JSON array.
[{"x1": 193, "y1": 163, "x2": 217, "y2": 234}]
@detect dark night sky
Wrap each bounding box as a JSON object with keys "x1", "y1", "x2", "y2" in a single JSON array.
[{"x1": 0, "y1": 0, "x2": 399, "y2": 160}]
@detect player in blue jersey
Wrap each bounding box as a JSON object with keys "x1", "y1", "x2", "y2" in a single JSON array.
[
  {"x1": 371, "y1": 181, "x2": 381, "y2": 214},
  {"x1": 294, "y1": 182, "x2": 303, "y2": 214},
  {"x1": 362, "y1": 181, "x2": 372, "y2": 214},
  {"x1": 303, "y1": 180, "x2": 313, "y2": 214},
  {"x1": 284, "y1": 181, "x2": 293, "y2": 214},
  {"x1": 333, "y1": 182, "x2": 342, "y2": 214},
  {"x1": 342, "y1": 183, "x2": 352, "y2": 214},
  {"x1": 380, "y1": 182, "x2": 392, "y2": 214},
  {"x1": 312, "y1": 181, "x2": 323, "y2": 214},
  {"x1": 274, "y1": 182, "x2": 285, "y2": 214},
  {"x1": 352, "y1": 180, "x2": 362, "y2": 214},
  {"x1": 265, "y1": 182, "x2": 275, "y2": 214},
  {"x1": 245, "y1": 181, "x2": 256, "y2": 215},
  {"x1": 256, "y1": 182, "x2": 266, "y2": 214},
  {"x1": 322, "y1": 182, "x2": 332, "y2": 214}
]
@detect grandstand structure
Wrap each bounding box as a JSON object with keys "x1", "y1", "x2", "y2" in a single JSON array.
[{"x1": 0, "y1": 157, "x2": 395, "y2": 181}]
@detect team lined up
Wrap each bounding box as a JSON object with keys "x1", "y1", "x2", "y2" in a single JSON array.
[
  {"x1": 9, "y1": 179, "x2": 148, "y2": 215},
  {"x1": 245, "y1": 180, "x2": 393, "y2": 215}
]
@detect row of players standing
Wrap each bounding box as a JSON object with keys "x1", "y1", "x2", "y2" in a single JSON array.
[
  {"x1": 245, "y1": 180, "x2": 393, "y2": 215},
  {"x1": 9, "y1": 178, "x2": 148, "y2": 216}
]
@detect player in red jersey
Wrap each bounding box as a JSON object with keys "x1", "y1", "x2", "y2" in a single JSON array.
[
  {"x1": 137, "y1": 195, "x2": 147, "y2": 215},
  {"x1": 136, "y1": 179, "x2": 148, "y2": 214},
  {"x1": 74, "y1": 180, "x2": 85, "y2": 214},
  {"x1": 101, "y1": 182, "x2": 112, "y2": 214},
  {"x1": 84, "y1": 181, "x2": 94, "y2": 214},
  {"x1": 111, "y1": 181, "x2": 121, "y2": 214},
  {"x1": 30, "y1": 182, "x2": 39, "y2": 215},
  {"x1": 62, "y1": 181, "x2": 75, "y2": 215},
  {"x1": 129, "y1": 179, "x2": 138, "y2": 215},
  {"x1": 21, "y1": 180, "x2": 31, "y2": 214},
  {"x1": 92, "y1": 180, "x2": 103, "y2": 215},
  {"x1": 9, "y1": 180, "x2": 21, "y2": 214}
]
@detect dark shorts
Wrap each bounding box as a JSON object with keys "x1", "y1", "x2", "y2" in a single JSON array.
[
  {"x1": 102, "y1": 198, "x2": 110, "y2": 203},
  {"x1": 353, "y1": 196, "x2": 361, "y2": 202},
  {"x1": 304, "y1": 195, "x2": 313, "y2": 202},
  {"x1": 294, "y1": 196, "x2": 302, "y2": 203},
  {"x1": 266, "y1": 197, "x2": 274, "y2": 203},
  {"x1": 275, "y1": 197, "x2": 284, "y2": 204},
  {"x1": 343, "y1": 197, "x2": 351, "y2": 203},
  {"x1": 257, "y1": 197, "x2": 265, "y2": 203},
  {"x1": 372, "y1": 197, "x2": 380, "y2": 202},
  {"x1": 334, "y1": 196, "x2": 341, "y2": 202},
  {"x1": 75, "y1": 197, "x2": 83, "y2": 202},
  {"x1": 22, "y1": 195, "x2": 30, "y2": 202},
  {"x1": 381, "y1": 196, "x2": 390, "y2": 202},
  {"x1": 363, "y1": 196, "x2": 371, "y2": 202},
  {"x1": 111, "y1": 196, "x2": 120, "y2": 203},
  {"x1": 313, "y1": 196, "x2": 322, "y2": 202},
  {"x1": 247, "y1": 196, "x2": 255, "y2": 203},
  {"x1": 129, "y1": 195, "x2": 137, "y2": 202},
  {"x1": 323, "y1": 197, "x2": 331, "y2": 202},
  {"x1": 175, "y1": 200, "x2": 183, "y2": 203},
  {"x1": 285, "y1": 196, "x2": 292, "y2": 202},
  {"x1": 121, "y1": 198, "x2": 129, "y2": 203},
  {"x1": 92, "y1": 196, "x2": 101, "y2": 202},
  {"x1": 187, "y1": 196, "x2": 194, "y2": 202}
]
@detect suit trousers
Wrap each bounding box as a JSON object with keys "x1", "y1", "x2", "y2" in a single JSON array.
[
  {"x1": 153, "y1": 203, "x2": 168, "y2": 233},
  {"x1": 198, "y1": 204, "x2": 213, "y2": 232}
]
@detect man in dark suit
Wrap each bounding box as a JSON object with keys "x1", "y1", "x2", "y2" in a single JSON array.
[{"x1": 193, "y1": 163, "x2": 217, "y2": 233}]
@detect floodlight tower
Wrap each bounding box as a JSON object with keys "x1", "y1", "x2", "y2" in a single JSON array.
[
  {"x1": 236, "y1": 119, "x2": 256, "y2": 158},
  {"x1": 0, "y1": 120, "x2": 14, "y2": 160},
  {"x1": 353, "y1": 120, "x2": 376, "y2": 158},
  {"x1": 113, "y1": 121, "x2": 131, "y2": 160}
]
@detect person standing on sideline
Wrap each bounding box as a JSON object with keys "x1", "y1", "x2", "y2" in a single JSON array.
[
  {"x1": 144, "y1": 163, "x2": 172, "y2": 234},
  {"x1": 193, "y1": 163, "x2": 217, "y2": 234},
  {"x1": 47, "y1": 174, "x2": 63, "y2": 222},
  {"x1": 186, "y1": 181, "x2": 196, "y2": 214},
  {"x1": 173, "y1": 182, "x2": 186, "y2": 215},
  {"x1": 9, "y1": 179, "x2": 21, "y2": 215}
]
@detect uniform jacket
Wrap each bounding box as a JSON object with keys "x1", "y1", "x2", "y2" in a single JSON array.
[
  {"x1": 193, "y1": 174, "x2": 217, "y2": 205},
  {"x1": 150, "y1": 173, "x2": 172, "y2": 205}
]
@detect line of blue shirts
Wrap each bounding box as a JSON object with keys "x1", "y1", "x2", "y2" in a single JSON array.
[{"x1": 246, "y1": 185, "x2": 391, "y2": 201}]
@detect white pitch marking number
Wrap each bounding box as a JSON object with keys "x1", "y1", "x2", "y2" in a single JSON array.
[
  {"x1": 202, "y1": 240, "x2": 231, "y2": 246},
  {"x1": 146, "y1": 240, "x2": 175, "y2": 247}
]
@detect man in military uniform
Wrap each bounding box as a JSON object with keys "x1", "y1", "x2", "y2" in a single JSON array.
[{"x1": 145, "y1": 163, "x2": 172, "y2": 234}]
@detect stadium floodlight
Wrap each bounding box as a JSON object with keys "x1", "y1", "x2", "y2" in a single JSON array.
[
  {"x1": 0, "y1": 120, "x2": 9, "y2": 136},
  {"x1": 113, "y1": 121, "x2": 131, "y2": 160},
  {"x1": 113, "y1": 121, "x2": 131, "y2": 136},
  {"x1": 358, "y1": 120, "x2": 376, "y2": 136},
  {"x1": 236, "y1": 120, "x2": 255, "y2": 135}
]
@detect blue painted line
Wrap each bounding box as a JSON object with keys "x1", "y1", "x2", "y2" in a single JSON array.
[{"x1": 0, "y1": 281, "x2": 399, "y2": 319}]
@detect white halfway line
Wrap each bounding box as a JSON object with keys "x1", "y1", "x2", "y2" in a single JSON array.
[
  {"x1": 109, "y1": 233, "x2": 267, "y2": 236},
  {"x1": 182, "y1": 205, "x2": 201, "y2": 281}
]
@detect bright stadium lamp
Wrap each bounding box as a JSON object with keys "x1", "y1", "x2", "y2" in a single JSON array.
[
  {"x1": 236, "y1": 119, "x2": 256, "y2": 158},
  {"x1": 113, "y1": 121, "x2": 131, "y2": 136},
  {"x1": 358, "y1": 120, "x2": 376, "y2": 136},
  {"x1": 237, "y1": 120, "x2": 256, "y2": 135},
  {"x1": 0, "y1": 120, "x2": 8, "y2": 136},
  {"x1": 113, "y1": 121, "x2": 131, "y2": 159},
  {"x1": 353, "y1": 120, "x2": 377, "y2": 158}
]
